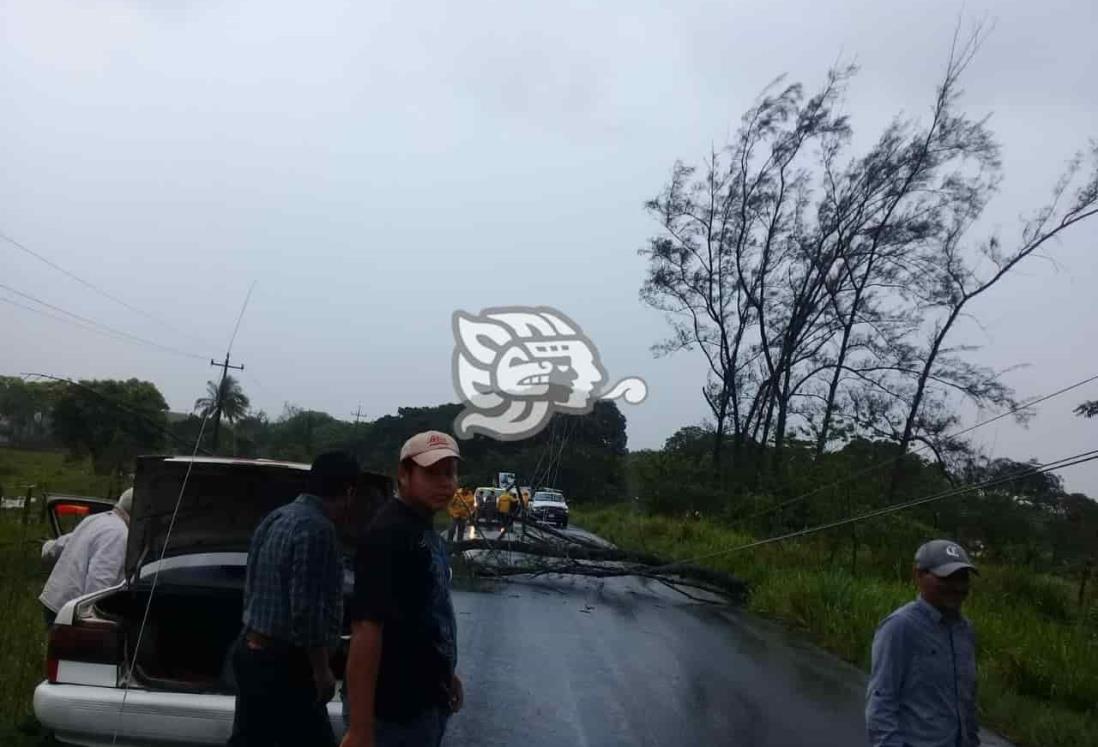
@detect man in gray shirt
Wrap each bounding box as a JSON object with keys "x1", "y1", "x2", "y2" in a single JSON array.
[{"x1": 866, "y1": 540, "x2": 979, "y2": 747}]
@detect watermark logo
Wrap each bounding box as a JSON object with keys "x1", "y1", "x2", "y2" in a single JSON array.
[{"x1": 452, "y1": 306, "x2": 647, "y2": 441}]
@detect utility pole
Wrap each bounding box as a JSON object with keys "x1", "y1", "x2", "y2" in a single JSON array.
[
  {"x1": 209, "y1": 355, "x2": 244, "y2": 452},
  {"x1": 350, "y1": 405, "x2": 365, "y2": 460}
]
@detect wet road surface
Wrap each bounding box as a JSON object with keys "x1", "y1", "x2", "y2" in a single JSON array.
[
  {"x1": 447, "y1": 571, "x2": 870, "y2": 746},
  {"x1": 445, "y1": 523, "x2": 1011, "y2": 747}
]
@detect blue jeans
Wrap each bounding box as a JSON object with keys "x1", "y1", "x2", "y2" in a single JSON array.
[{"x1": 375, "y1": 708, "x2": 449, "y2": 747}]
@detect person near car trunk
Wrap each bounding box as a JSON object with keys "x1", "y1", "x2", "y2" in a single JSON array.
[
  {"x1": 341, "y1": 431, "x2": 463, "y2": 747},
  {"x1": 39, "y1": 488, "x2": 132, "y2": 626},
  {"x1": 866, "y1": 540, "x2": 979, "y2": 747},
  {"x1": 228, "y1": 451, "x2": 359, "y2": 747}
]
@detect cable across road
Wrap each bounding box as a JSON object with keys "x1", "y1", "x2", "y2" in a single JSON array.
[
  {"x1": 740, "y1": 370, "x2": 1098, "y2": 523},
  {"x1": 656, "y1": 447, "x2": 1098, "y2": 571}
]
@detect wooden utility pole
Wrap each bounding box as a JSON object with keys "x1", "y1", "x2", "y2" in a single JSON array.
[
  {"x1": 21, "y1": 484, "x2": 35, "y2": 526},
  {"x1": 350, "y1": 405, "x2": 366, "y2": 460},
  {"x1": 209, "y1": 355, "x2": 244, "y2": 452}
]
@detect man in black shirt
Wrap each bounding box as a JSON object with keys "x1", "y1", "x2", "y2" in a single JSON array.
[{"x1": 341, "y1": 431, "x2": 464, "y2": 747}]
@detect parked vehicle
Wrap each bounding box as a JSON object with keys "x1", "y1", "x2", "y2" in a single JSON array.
[
  {"x1": 40, "y1": 494, "x2": 116, "y2": 570},
  {"x1": 528, "y1": 489, "x2": 569, "y2": 528},
  {"x1": 473, "y1": 486, "x2": 504, "y2": 524},
  {"x1": 33, "y1": 455, "x2": 392, "y2": 746}
]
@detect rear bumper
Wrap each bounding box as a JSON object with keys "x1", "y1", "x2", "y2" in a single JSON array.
[{"x1": 34, "y1": 681, "x2": 346, "y2": 746}]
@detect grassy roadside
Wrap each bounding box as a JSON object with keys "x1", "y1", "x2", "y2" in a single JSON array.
[
  {"x1": 0, "y1": 448, "x2": 107, "y2": 740},
  {"x1": 572, "y1": 504, "x2": 1098, "y2": 747}
]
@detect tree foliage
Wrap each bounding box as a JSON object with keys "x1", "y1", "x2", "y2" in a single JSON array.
[
  {"x1": 193, "y1": 375, "x2": 251, "y2": 424},
  {"x1": 51, "y1": 378, "x2": 169, "y2": 476},
  {"x1": 640, "y1": 28, "x2": 1098, "y2": 496}
]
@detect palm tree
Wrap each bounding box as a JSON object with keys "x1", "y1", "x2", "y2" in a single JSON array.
[
  {"x1": 195, "y1": 375, "x2": 252, "y2": 453},
  {"x1": 194, "y1": 375, "x2": 251, "y2": 424}
]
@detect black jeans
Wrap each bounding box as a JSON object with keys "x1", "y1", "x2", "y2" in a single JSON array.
[
  {"x1": 228, "y1": 634, "x2": 336, "y2": 747},
  {"x1": 42, "y1": 604, "x2": 57, "y2": 627}
]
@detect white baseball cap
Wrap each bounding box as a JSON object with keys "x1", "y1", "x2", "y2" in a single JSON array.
[{"x1": 400, "y1": 431, "x2": 461, "y2": 467}]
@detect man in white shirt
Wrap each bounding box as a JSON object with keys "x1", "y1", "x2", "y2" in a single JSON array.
[{"x1": 39, "y1": 488, "x2": 132, "y2": 625}]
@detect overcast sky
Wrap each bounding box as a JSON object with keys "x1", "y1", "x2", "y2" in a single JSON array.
[{"x1": 2, "y1": 0, "x2": 1096, "y2": 494}]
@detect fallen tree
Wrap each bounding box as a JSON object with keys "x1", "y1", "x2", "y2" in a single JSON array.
[{"x1": 449, "y1": 535, "x2": 749, "y2": 603}]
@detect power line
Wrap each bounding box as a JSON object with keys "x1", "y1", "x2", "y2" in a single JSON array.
[
  {"x1": 1, "y1": 288, "x2": 208, "y2": 362},
  {"x1": 226, "y1": 281, "x2": 255, "y2": 357},
  {"x1": 111, "y1": 410, "x2": 213, "y2": 746},
  {"x1": 0, "y1": 229, "x2": 215, "y2": 349},
  {"x1": 660, "y1": 448, "x2": 1098, "y2": 570},
  {"x1": 19, "y1": 372, "x2": 211, "y2": 455},
  {"x1": 741, "y1": 370, "x2": 1098, "y2": 523}
]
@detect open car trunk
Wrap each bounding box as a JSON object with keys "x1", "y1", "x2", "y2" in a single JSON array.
[
  {"x1": 92, "y1": 456, "x2": 392, "y2": 693},
  {"x1": 98, "y1": 575, "x2": 247, "y2": 693}
]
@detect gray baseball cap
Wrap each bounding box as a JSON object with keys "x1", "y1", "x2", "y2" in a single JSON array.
[{"x1": 915, "y1": 539, "x2": 977, "y2": 577}]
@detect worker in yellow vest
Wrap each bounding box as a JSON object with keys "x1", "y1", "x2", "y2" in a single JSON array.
[
  {"x1": 497, "y1": 489, "x2": 514, "y2": 531},
  {"x1": 447, "y1": 489, "x2": 474, "y2": 543}
]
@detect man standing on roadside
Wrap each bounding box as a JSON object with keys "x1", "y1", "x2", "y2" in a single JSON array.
[
  {"x1": 341, "y1": 431, "x2": 463, "y2": 747},
  {"x1": 866, "y1": 539, "x2": 980, "y2": 747},
  {"x1": 229, "y1": 451, "x2": 359, "y2": 747},
  {"x1": 39, "y1": 488, "x2": 132, "y2": 626}
]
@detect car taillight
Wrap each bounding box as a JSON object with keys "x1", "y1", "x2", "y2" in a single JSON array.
[{"x1": 46, "y1": 621, "x2": 121, "y2": 683}]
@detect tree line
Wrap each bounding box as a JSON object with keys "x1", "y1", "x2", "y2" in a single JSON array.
[{"x1": 0, "y1": 374, "x2": 628, "y2": 501}]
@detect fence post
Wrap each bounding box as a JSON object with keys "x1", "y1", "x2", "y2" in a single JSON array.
[
  {"x1": 21, "y1": 484, "x2": 35, "y2": 526},
  {"x1": 39, "y1": 484, "x2": 49, "y2": 523}
]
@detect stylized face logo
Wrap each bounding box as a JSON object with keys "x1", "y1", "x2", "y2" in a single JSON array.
[
  {"x1": 452, "y1": 306, "x2": 646, "y2": 441},
  {"x1": 945, "y1": 545, "x2": 961, "y2": 559}
]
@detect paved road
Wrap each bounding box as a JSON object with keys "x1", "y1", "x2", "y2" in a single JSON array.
[{"x1": 445, "y1": 523, "x2": 1011, "y2": 747}]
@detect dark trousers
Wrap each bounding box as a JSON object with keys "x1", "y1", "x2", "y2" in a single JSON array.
[
  {"x1": 376, "y1": 707, "x2": 449, "y2": 747},
  {"x1": 42, "y1": 604, "x2": 56, "y2": 627},
  {"x1": 447, "y1": 518, "x2": 466, "y2": 542},
  {"x1": 228, "y1": 635, "x2": 336, "y2": 747}
]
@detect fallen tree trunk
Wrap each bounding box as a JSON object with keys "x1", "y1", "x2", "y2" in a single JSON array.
[{"x1": 449, "y1": 538, "x2": 748, "y2": 602}]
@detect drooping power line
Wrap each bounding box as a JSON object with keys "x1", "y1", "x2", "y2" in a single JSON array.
[
  {"x1": 0, "y1": 229, "x2": 216, "y2": 349},
  {"x1": 1, "y1": 283, "x2": 209, "y2": 361},
  {"x1": 659, "y1": 448, "x2": 1098, "y2": 570},
  {"x1": 740, "y1": 370, "x2": 1098, "y2": 523}
]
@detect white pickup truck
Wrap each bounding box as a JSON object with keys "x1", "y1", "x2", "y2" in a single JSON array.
[{"x1": 528, "y1": 489, "x2": 569, "y2": 528}]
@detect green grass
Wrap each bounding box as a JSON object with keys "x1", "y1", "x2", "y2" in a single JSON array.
[
  {"x1": 0, "y1": 447, "x2": 113, "y2": 501},
  {"x1": 0, "y1": 448, "x2": 104, "y2": 739},
  {"x1": 0, "y1": 514, "x2": 52, "y2": 739},
  {"x1": 574, "y1": 504, "x2": 1098, "y2": 747}
]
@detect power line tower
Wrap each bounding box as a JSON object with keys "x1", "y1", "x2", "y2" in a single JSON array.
[
  {"x1": 351, "y1": 405, "x2": 365, "y2": 425},
  {"x1": 209, "y1": 355, "x2": 244, "y2": 452}
]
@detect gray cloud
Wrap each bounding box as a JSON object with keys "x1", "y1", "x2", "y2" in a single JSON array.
[{"x1": 2, "y1": 0, "x2": 1095, "y2": 493}]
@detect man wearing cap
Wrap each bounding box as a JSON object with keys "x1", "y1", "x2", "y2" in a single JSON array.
[
  {"x1": 866, "y1": 539, "x2": 980, "y2": 747},
  {"x1": 342, "y1": 431, "x2": 463, "y2": 747},
  {"x1": 39, "y1": 488, "x2": 133, "y2": 626}
]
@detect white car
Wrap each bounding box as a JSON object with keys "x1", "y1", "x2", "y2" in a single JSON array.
[
  {"x1": 528, "y1": 489, "x2": 569, "y2": 528},
  {"x1": 34, "y1": 455, "x2": 392, "y2": 747}
]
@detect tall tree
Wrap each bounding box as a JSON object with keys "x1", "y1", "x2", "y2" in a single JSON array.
[
  {"x1": 642, "y1": 27, "x2": 1098, "y2": 490},
  {"x1": 194, "y1": 374, "x2": 251, "y2": 452},
  {"x1": 52, "y1": 379, "x2": 169, "y2": 479}
]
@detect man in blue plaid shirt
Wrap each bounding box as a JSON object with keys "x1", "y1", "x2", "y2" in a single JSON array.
[{"x1": 229, "y1": 451, "x2": 359, "y2": 747}]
